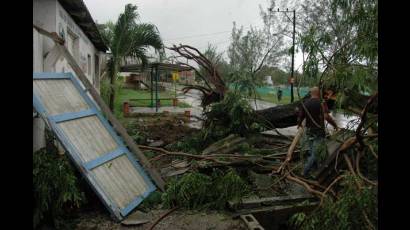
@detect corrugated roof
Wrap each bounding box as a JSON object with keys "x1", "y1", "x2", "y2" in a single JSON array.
[{"x1": 58, "y1": 0, "x2": 108, "y2": 51}]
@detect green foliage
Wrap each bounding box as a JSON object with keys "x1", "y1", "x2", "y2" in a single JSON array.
[
  {"x1": 228, "y1": 23, "x2": 282, "y2": 74},
  {"x1": 316, "y1": 139, "x2": 328, "y2": 163},
  {"x1": 199, "y1": 44, "x2": 225, "y2": 81},
  {"x1": 211, "y1": 169, "x2": 251, "y2": 209},
  {"x1": 226, "y1": 21, "x2": 283, "y2": 97},
  {"x1": 139, "y1": 191, "x2": 163, "y2": 210},
  {"x1": 129, "y1": 128, "x2": 145, "y2": 144},
  {"x1": 236, "y1": 142, "x2": 251, "y2": 153},
  {"x1": 299, "y1": 0, "x2": 378, "y2": 97},
  {"x1": 98, "y1": 3, "x2": 163, "y2": 109},
  {"x1": 289, "y1": 174, "x2": 377, "y2": 230},
  {"x1": 162, "y1": 169, "x2": 250, "y2": 210},
  {"x1": 162, "y1": 172, "x2": 212, "y2": 209},
  {"x1": 256, "y1": 66, "x2": 292, "y2": 86},
  {"x1": 167, "y1": 132, "x2": 207, "y2": 154},
  {"x1": 230, "y1": 71, "x2": 263, "y2": 99},
  {"x1": 362, "y1": 140, "x2": 378, "y2": 180},
  {"x1": 204, "y1": 91, "x2": 261, "y2": 138},
  {"x1": 100, "y1": 76, "x2": 123, "y2": 112},
  {"x1": 288, "y1": 212, "x2": 308, "y2": 228},
  {"x1": 33, "y1": 141, "x2": 85, "y2": 228}
]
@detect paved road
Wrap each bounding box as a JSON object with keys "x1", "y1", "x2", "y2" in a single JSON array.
[{"x1": 145, "y1": 84, "x2": 359, "y2": 133}]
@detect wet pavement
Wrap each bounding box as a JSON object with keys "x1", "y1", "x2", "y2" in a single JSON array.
[{"x1": 132, "y1": 85, "x2": 360, "y2": 134}]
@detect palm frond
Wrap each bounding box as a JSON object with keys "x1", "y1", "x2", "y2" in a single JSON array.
[
  {"x1": 130, "y1": 47, "x2": 149, "y2": 69},
  {"x1": 132, "y1": 23, "x2": 163, "y2": 50},
  {"x1": 111, "y1": 4, "x2": 140, "y2": 57}
]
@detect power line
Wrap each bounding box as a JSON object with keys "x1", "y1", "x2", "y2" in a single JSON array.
[
  {"x1": 163, "y1": 30, "x2": 232, "y2": 41},
  {"x1": 195, "y1": 39, "x2": 231, "y2": 50},
  {"x1": 164, "y1": 34, "x2": 229, "y2": 47},
  {"x1": 163, "y1": 24, "x2": 262, "y2": 41}
]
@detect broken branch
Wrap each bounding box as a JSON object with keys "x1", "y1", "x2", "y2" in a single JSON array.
[
  {"x1": 276, "y1": 127, "x2": 304, "y2": 174},
  {"x1": 139, "y1": 145, "x2": 229, "y2": 164},
  {"x1": 286, "y1": 174, "x2": 325, "y2": 198},
  {"x1": 148, "y1": 206, "x2": 179, "y2": 230},
  {"x1": 320, "y1": 175, "x2": 345, "y2": 206},
  {"x1": 355, "y1": 150, "x2": 377, "y2": 186}
]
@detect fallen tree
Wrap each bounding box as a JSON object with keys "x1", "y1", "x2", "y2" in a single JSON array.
[
  {"x1": 255, "y1": 91, "x2": 377, "y2": 129},
  {"x1": 167, "y1": 45, "x2": 226, "y2": 108},
  {"x1": 168, "y1": 44, "x2": 377, "y2": 130}
]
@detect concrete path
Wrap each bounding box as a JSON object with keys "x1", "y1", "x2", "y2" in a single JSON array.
[{"x1": 131, "y1": 84, "x2": 359, "y2": 134}]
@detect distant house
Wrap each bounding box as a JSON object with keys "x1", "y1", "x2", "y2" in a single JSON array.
[
  {"x1": 178, "y1": 70, "x2": 195, "y2": 85},
  {"x1": 33, "y1": 0, "x2": 108, "y2": 152},
  {"x1": 265, "y1": 75, "x2": 273, "y2": 86}
]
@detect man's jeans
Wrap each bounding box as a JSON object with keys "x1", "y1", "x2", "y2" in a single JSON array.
[{"x1": 303, "y1": 134, "x2": 325, "y2": 177}]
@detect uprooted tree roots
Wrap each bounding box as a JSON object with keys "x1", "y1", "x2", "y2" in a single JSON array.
[
  {"x1": 134, "y1": 89, "x2": 378, "y2": 229},
  {"x1": 162, "y1": 42, "x2": 378, "y2": 229},
  {"x1": 167, "y1": 44, "x2": 226, "y2": 108}
]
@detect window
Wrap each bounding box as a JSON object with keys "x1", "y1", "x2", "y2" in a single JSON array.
[
  {"x1": 87, "y1": 54, "x2": 91, "y2": 76},
  {"x1": 94, "y1": 54, "x2": 100, "y2": 88}
]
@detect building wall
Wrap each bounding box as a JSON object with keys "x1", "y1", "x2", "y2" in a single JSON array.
[
  {"x1": 33, "y1": 0, "x2": 106, "y2": 152},
  {"x1": 33, "y1": 0, "x2": 57, "y2": 65},
  {"x1": 55, "y1": 1, "x2": 100, "y2": 86},
  {"x1": 33, "y1": 29, "x2": 43, "y2": 72}
]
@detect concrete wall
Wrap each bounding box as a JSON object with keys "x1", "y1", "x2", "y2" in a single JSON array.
[
  {"x1": 55, "y1": 1, "x2": 100, "y2": 86},
  {"x1": 33, "y1": 0, "x2": 107, "y2": 152},
  {"x1": 34, "y1": 0, "x2": 58, "y2": 62},
  {"x1": 33, "y1": 0, "x2": 56, "y2": 152}
]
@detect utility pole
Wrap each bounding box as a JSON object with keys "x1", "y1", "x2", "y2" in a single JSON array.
[
  {"x1": 290, "y1": 10, "x2": 295, "y2": 103},
  {"x1": 269, "y1": 8, "x2": 296, "y2": 102}
]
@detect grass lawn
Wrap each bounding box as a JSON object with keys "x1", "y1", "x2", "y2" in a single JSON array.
[
  {"x1": 114, "y1": 88, "x2": 191, "y2": 118},
  {"x1": 256, "y1": 92, "x2": 292, "y2": 105}
]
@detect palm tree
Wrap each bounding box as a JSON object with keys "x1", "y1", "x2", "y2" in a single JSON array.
[{"x1": 99, "y1": 4, "x2": 163, "y2": 111}]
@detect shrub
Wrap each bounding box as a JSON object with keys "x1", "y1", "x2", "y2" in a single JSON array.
[
  {"x1": 289, "y1": 174, "x2": 377, "y2": 230},
  {"x1": 204, "y1": 91, "x2": 259, "y2": 137},
  {"x1": 162, "y1": 169, "x2": 251, "y2": 210},
  {"x1": 33, "y1": 134, "x2": 85, "y2": 229}
]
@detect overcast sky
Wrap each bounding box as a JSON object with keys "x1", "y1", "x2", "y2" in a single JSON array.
[{"x1": 83, "y1": 0, "x2": 303, "y2": 71}]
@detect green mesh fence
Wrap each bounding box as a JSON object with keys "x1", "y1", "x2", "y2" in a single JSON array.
[{"x1": 229, "y1": 83, "x2": 309, "y2": 97}]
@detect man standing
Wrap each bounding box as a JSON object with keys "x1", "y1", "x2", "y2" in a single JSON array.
[
  {"x1": 297, "y1": 87, "x2": 339, "y2": 177},
  {"x1": 277, "y1": 87, "x2": 283, "y2": 102}
]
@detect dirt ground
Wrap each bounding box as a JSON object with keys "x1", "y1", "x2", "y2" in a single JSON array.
[
  {"x1": 73, "y1": 209, "x2": 247, "y2": 230},
  {"x1": 70, "y1": 115, "x2": 246, "y2": 229},
  {"x1": 123, "y1": 114, "x2": 197, "y2": 146}
]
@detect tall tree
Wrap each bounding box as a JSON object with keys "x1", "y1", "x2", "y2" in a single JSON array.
[
  {"x1": 227, "y1": 23, "x2": 283, "y2": 100},
  {"x1": 298, "y1": 0, "x2": 378, "y2": 98},
  {"x1": 198, "y1": 44, "x2": 224, "y2": 84},
  {"x1": 99, "y1": 4, "x2": 163, "y2": 111},
  {"x1": 198, "y1": 44, "x2": 234, "y2": 84}
]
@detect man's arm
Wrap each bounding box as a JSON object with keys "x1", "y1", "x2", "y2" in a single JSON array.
[
  {"x1": 324, "y1": 113, "x2": 338, "y2": 130},
  {"x1": 322, "y1": 103, "x2": 339, "y2": 130}
]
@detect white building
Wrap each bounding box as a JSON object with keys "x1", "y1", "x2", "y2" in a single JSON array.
[
  {"x1": 33, "y1": 0, "x2": 108, "y2": 151},
  {"x1": 265, "y1": 75, "x2": 273, "y2": 86}
]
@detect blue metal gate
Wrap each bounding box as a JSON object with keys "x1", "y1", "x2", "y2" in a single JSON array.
[{"x1": 33, "y1": 72, "x2": 156, "y2": 220}]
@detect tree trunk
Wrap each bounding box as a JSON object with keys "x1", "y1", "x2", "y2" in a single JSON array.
[
  {"x1": 255, "y1": 100, "x2": 304, "y2": 128},
  {"x1": 109, "y1": 70, "x2": 115, "y2": 112},
  {"x1": 254, "y1": 92, "x2": 377, "y2": 129}
]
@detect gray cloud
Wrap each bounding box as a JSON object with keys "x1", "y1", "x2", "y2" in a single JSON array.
[{"x1": 84, "y1": 0, "x2": 303, "y2": 71}]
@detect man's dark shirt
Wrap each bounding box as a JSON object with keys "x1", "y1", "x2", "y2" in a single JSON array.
[{"x1": 299, "y1": 98, "x2": 327, "y2": 137}]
